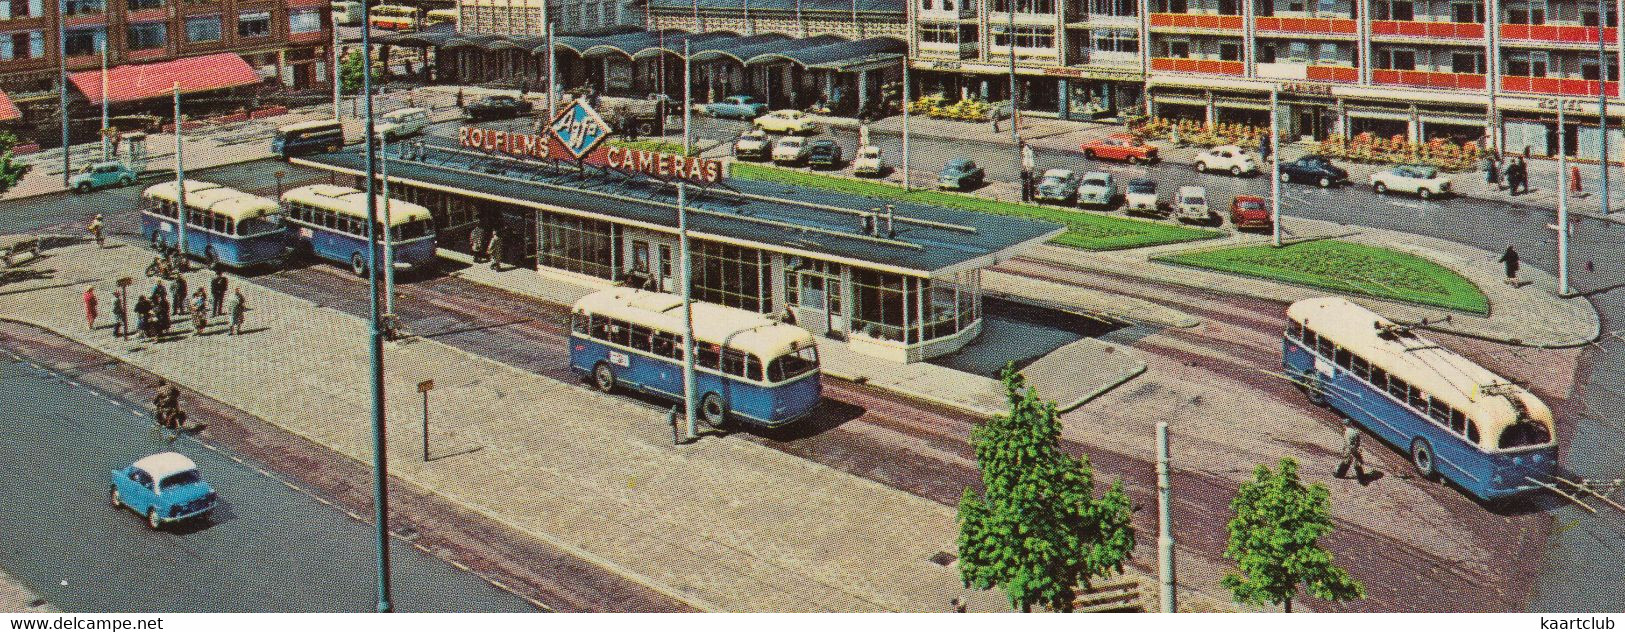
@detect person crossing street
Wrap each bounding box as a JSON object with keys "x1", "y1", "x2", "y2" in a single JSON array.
[
  {"x1": 87, "y1": 214, "x2": 105, "y2": 248},
  {"x1": 1334, "y1": 421, "x2": 1366, "y2": 482},
  {"x1": 228, "y1": 288, "x2": 247, "y2": 335}
]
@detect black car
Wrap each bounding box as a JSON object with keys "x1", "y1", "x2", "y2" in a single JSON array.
[
  {"x1": 807, "y1": 139, "x2": 843, "y2": 168},
  {"x1": 463, "y1": 95, "x2": 535, "y2": 122},
  {"x1": 1277, "y1": 155, "x2": 1349, "y2": 187}
]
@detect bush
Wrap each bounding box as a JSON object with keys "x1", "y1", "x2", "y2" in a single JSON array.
[{"x1": 909, "y1": 93, "x2": 993, "y2": 122}]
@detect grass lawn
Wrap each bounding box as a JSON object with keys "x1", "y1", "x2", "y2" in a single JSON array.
[
  {"x1": 1156, "y1": 240, "x2": 1489, "y2": 314},
  {"x1": 728, "y1": 162, "x2": 1221, "y2": 251}
]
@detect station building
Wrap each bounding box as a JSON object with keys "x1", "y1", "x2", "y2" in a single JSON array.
[{"x1": 289, "y1": 124, "x2": 1061, "y2": 363}]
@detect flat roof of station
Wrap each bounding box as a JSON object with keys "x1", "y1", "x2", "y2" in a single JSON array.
[
  {"x1": 378, "y1": 27, "x2": 905, "y2": 69},
  {"x1": 291, "y1": 145, "x2": 1062, "y2": 278}
]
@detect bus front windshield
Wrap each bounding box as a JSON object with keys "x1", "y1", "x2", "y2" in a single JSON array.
[{"x1": 766, "y1": 346, "x2": 819, "y2": 382}]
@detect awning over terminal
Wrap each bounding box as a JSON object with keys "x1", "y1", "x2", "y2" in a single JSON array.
[
  {"x1": 648, "y1": 0, "x2": 897, "y2": 11},
  {"x1": 68, "y1": 53, "x2": 260, "y2": 104},
  {"x1": 693, "y1": 34, "x2": 846, "y2": 63},
  {"x1": 0, "y1": 90, "x2": 20, "y2": 122},
  {"x1": 744, "y1": 36, "x2": 906, "y2": 70}
]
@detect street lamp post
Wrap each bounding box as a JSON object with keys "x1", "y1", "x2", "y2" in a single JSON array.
[
  {"x1": 902, "y1": 57, "x2": 910, "y2": 191},
  {"x1": 274, "y1": 170, "x2": 285, "y2": 199},
  {"x1": 1558, "y1": 102, "x2": 1572, "y2": 297},
  {"x1": 359, "y1": 13, "x2": 395, "y2": 613},
  {"x1": 1270, "y1": 84, "x2": 1281, "y2": 247},
  {"x1": 383, "y1": 143, "x2": 396, "y2": 316},
  {"x1": 174, "y1": 83, "x2": 188, "y2": 258},
  {"x1": 1157, "y1": 421, "x2": 1176, "y2": 613},
  {"x1": 58, "y1": 0, "x2": 69, "y2": 188},
  {"x1": 101, "y1": 43, "x2": 109, "y2": 160},
  {"x1": 1599, "y1": 0, "x2": 1612, "y2": 214},
  {"x1": 334, "y1": 31, "x2": 343, "y2": 120},
  {"x1": 679, "y1": 40, "x2": 697, "y2": 442}
]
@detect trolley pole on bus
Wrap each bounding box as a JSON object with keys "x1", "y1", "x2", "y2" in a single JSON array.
[
  {"x1": 679, "y1": 43, "x2": 698, "y2": 442},
  {"x1": 1157, "y1": 421, "x2": 1176, "y2": 613},
  {"x1": 174, "y1": 84, "x2": 188, "y2": 258},
  {"x1": 360, "y1": 13, "x2": 395, "y2": 613},
  {"x1": 1270, "y1": 83, "x2": 1281, "y2": 247}
]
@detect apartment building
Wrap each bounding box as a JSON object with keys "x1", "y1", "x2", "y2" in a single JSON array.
[
  {"x1": 458, "y1": 0, "x2": 644, "y2": 36},
  {"x1": 907, "y1": 0, "x2": 1625, "y2": 158},
  {"x1": 0, "y1": 0, "x2": 333, "y2": 123}
]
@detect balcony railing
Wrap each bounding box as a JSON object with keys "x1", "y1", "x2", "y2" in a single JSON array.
[
  {"x1": 1369, "y1": 20, "x2": 1484, "y2": 39},
  {"x1": 1149, "y1": 13, "x2": 1244, "y2": 29},
  {"x1": 1305, "y1": 65, "x2": 1359, "y2": 81},
  {"x1": 1255, "y1": 16, "x2": 1358, "y2": 34},
  {"x1": 1500, "y1": 23, "x2": 1618, "y2": 44},
  {"x1": 1501, "y1": 75, "x2": 1620, "y2": 97},
  {"x1": 1371, "y1": 68, "x2": 1486, "y2": 89},
  {"x1": 1151, "y1": 57, "x2": 1246, "y2": 74}
]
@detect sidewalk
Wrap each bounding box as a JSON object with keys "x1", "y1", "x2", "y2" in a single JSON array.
[
  {"x1": 0, "y1": 566, "x2": 51, "y2": 613},
  {"x1": 0, "y1": 238, "x2": 1097, "y2": 613}
]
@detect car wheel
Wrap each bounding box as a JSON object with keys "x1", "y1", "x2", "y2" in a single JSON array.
[
  {"x1": 1084, "y1": 150, "x2": 1096, "y2": 160},
  {"x1": 1130, "y1": 156, "x2": 1144, "y2": 166},
  {"x1": 110, "y1": 486, "x2": 122, "y2": 508},
  {"x1": 147, "y1": 508, "x2": 162, "y2": 530},
  {"x1": 1279, "y1": 171, "x2": 1291, "y2": 183},
  {"x1": 1196, "y1": 162, "x2": 1208, "y2": 173},
  {"x1": 592, "y1": 362, "x2": 616, "y2": 393},
  {"x1": 120, "y1": 176, "x2": 134, "y2": 187},
  {"x1": 699, "y1": 392, "x2": 728, "y2": 430},
  {"x1": 1374, "y1": 182, "x2": 1388, "y2": 195},
  {"x1": 1230, "y1": 166, "x2": 1243, "y2": 176},
  {"x1": 1317, "y1": 176, "x2": 1331, "y2": 188},
  {"x1": 76, "y1": 182, "x2": 92, "y2": 193},
  {"x1": 350, "y1": 253, "x2": 368, "y2": 277},
  {"x1": 1418, "y1": 187, "x2": 1433, "y2": 200},
  {"x1": 1410, "y1": 437, "x2": 1437, "y2": 480}
]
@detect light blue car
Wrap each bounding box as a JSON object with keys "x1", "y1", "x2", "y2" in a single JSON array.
[
  {"x1": 70, "y1": 160, "x2": 138, "y2": 193},
  {"x1": 1076, "y1": 171, "x2": 1117, "y2": 208},
  {"x1": 704, "y1": 95, "x2": 769, "y2": 120},
  {"x1": 111, "y1": 452, "x2": 217, "y2": 530}
]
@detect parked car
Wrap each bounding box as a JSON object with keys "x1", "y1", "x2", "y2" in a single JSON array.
[
  {"x1": 110, "y1": 452, "x2": 218, "y2": 530},
  {"x1": 1278, "y1": 154, "x2": 1349, "y2": 187},
  {"x1": 1081, "y1": 133, "x2": 1158, "y2": 164},
  {"x1": 938, "y1": 158, "x2": 985, "y2": 190},
  {"x1": 1176, "y1": 185, "x2": 1210, "y2": 223},
  {"x1": 1075, "y1": 171, "x2": 1117, "y2": 208},
  {"x1": 462, "y1": 95, "x2": 533, "y2": 122},
  {"x1": 1124, "y1": 178, "x2": 1161, "y2": 214},
  {"x1": 1371, "y1": 164, "x2": 1452, "y2": 199},
  {"x1": 1229, "y1": 194, "x2": 1272, "y2": 230},
  {"x1": 853, "y1": 145, "x2": 884, "y2": 176},
  {"x1": 772, "y1": 136, "x2": 811, "y2": 164},
  {"x1": 1034, "y1": 168, "x2": 1080, "y2": 204},
  {"x1": 376, "y1": 107, "x2": 430, "y2": 141},
  {"x1": 69, "y1": 160, "x2": 138, "y2": 193},
  {"x1": 733, "y1": 129, "x2": 771, "y2": 159},
  {"x1": 806, "y1": 139, "x2": 843, "y2": 168},
  {"x1": 1194, "y1": 145, "x2": 1259, "y2": 176},
  {"x1": 704, "y1": 95, "x2": 769, "y2": 120},
  {"x1": 754, "y1": 110, "x2": 818, "y2": 134}
]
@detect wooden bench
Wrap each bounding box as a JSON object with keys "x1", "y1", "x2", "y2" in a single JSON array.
[
  {"x1": 1072, "y1": 579, "x2": 1145, "y2": 613},
  {"x1": 1, "y1": 235, "x2": 40, "y2": 268}
]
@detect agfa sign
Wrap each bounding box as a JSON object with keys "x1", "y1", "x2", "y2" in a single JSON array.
[
  {"x1": 549, "y1": 100, "x2": 612, "y2": 159},
  {"x1": 457, "y1": 98, "x2": 726, "y2": 185}
]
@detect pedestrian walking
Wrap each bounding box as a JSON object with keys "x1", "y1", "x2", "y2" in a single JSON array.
[
  {"x1": 134, "y1": 295, "x2": 153, "y2": 340},
  {"x1": 190, "y1": 289, "x2": 208, "y2": 334},
  {"x1": 488, "y1": 231, "x2": 505, "y2": 271},
  {"x1": 1485, "y1": 153, "x2": 1501, "y2": 188},
  {"x1": 112, "y1": 290, "x2": 128, "y2": 338},
  {"x1": 990, "y1": 110, "x2": 1000, "y2": 133},
  {"x1": 456, "y1": 88, "x2": 465, "y2": 108},
  {"x1": 150, "y1": 279, "x2": 166, "y2": 305},
  {"x1": 82, "y1": 286, "x2": 98, "y2": 330},
  {"x1": 210, "y1": 270, "x2": 228, "y2": 316},
  {"x1": 171, "y1": 274, "x2": 188, "y2": 315},
  {"x1": 1514, "y1": 158, "x2": 1530, "y2": 194},
  {"x1": 1334, "y1": 422, "x2": 1366, "y2": 482},
  {"x1": 155, "y1": 293, "x2": 171, "y2": 336},
  {"x1": 1258, "y1": 133, "x2": 1272, "y2": 162},
  {"x1": 950, "y1": 597, "x2": 968, "y2": 613},
  {"x1": 153, "y1": 378, "x2": 181, "y2": 430},
  {"x1": 469, "y1": 225, "x2": 487, "y2": 263},
  {"x1": 1498, "y1": 244, "x2": 1521, "y2": 287},
  {"x1": 228, "y1": 289, "x2": 246, "y2": 335},
  {"x1": 668, "y1": 405, "x2": 682, "y2": 445},
  {"x1": 87, "y1": 214, "x2": 105, "y2": 248},
  {"x1": 1020, "y1": 142, "x2": 1036, "y2": 203}
]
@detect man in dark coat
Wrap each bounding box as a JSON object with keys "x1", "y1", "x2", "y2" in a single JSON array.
[
  {"x1": 1498, "y1": 245, "x2": 1520, "y2": 286},
  {"x1": 210, "y1": 271, "x2": 229, "y2": 316},
  {"x1": 171, "y1": 274, "x2": 188, "y2": 315},
  {"x1": 134, "y1": 295, "x2": 153, "y2": 340}
]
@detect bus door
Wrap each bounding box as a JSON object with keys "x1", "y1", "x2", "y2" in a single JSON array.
[
  {"x1": 657, "y1": 244, "x2": 673, "y2": 293},
  {"x1": 798, "y1": 271, "x2": 843, "y2": 336}
]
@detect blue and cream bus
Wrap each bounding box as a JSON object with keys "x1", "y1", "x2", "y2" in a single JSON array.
[
  {"x1": 570, "y1": 288, "x2": 823, "y2": 428},
  {"x1": 280, "y1": 184, "x2": 438, "y2": 276},
  {"x1": 1283, "y1": 297, "x2": 1558, "y2": 501},
  {"x1": 141, "y1": 181, "x2": 289, "y2": 269}
]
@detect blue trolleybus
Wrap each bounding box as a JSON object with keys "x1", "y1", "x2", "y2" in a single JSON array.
[
  {"x1": 1283, "y1": 297, "x2": 1557, "y2": 501},
  {"x1": 141, "y1": 181, "x2": 289, "y2": 269},
  {"x1": 280, "y1": 184, "x2": 438, "y2": 276},
  {"x1": 570, "y1": 288, "x2": 823, "y2": 428}
]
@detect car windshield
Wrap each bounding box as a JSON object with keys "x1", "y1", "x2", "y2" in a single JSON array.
[
  {"x1": 1413, "y1": 166, "x2": 1438, "y2": 178},
  {"x1": 1128, "y1": 181, "x2": 1155, "y2": 193},
  {"x1": 1041, "y1": 176, "x2": 1067, "y2": 185},
  {"x1": 159, "y1": 470, "x2": 201, "y2": 490},
  {"x1": 1083, "y1": 178, "x2": 1108, "y2": 187},
  {"x1": 861, "y1": 148, "x2": 879, "y2": 157},
  {"x1": 1239, "y1": 200, "x2": 1264, "y2": 210},
  {"x1": 1183, "y1": 196, "x2": 1205, "y2": 205}
]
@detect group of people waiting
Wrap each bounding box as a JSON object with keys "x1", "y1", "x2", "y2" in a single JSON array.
[
  {"x1": 1485, "y1": 152, "x2": 1532, "y2": 195},
  {"x1": 83, "y1": 269, "x2": 248, "y2": 341}
]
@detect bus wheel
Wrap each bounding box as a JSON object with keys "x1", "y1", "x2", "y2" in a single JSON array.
[
  {"x1": 1409, "y1": 438, "x2": 1437, "y2": 480},
  {"x1": 592, "y1": 362, "x2": 616, "y2": 393},
  {"x1": 699, "y1": 393, "x2": 728, "y2": 430},
  {"x1": 350, "y1": 253, "x2": 368, "y2": 277},
  {"x1": 1302, "y1": 374, "x2": 1327, "y2": 407}
]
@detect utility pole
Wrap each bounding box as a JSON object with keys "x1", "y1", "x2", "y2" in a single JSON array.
[
  {"x1": 1157, "y1": 421, "x2": 1176, "y2": 613},
  {"x1": 1558, "y1": 102, "x2": 1572, "y2": 298},
  {"x1": 546, "y1": 21, "x2": 556, "y2": 118},
  {"x1": 679, "y1": 41, "x2": 697, "y2": 442},
  {"x1": 334, "y1": 30, "x2": 343, "y2": 120},
  {"x1": 382, "y1": 143, "x2": 395, "y2": 316},
  {"x1": 58, "y1": 0, "x2": 69, "y2": 188},
  {"x1": 902, "y1": 57, "x2": 910, "y2": 191},
  {"x1": 1007, "y1": 3, "x2": 1018, "y2": 151},
  {"x1": 360, "y1": 13, "x2": 394, "y2": 613},
  {"x1": 100, "y1": 43, "x2": 109, "y2": 159},
  {"x1": 1270, "y1": 83, "x2": 1281, "y2": 247},
  {"x1": 174, "y1": 83, "x2": 188, "y2": 258},
  {"x1": 683, "y1": 40, "x2": 691, "y2": 154},
  {"x1": 1599, "y1": 0, "x2": 1612, "y2": 214}
]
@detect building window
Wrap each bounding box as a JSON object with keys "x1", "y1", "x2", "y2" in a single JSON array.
[
  {"x1": 0, "y1": 30, "x2": 42, "y2": 59},
  {"x1": 1451, "y1": 51, "x2": 1483, "y2": 74},
  {"x1": 1374, "y1": 0, "x2": 1413, "y2": 20},
  {"x1": 1152, "y1": 0, "x2": 1187, "y2": 12},
  {"x1": 186, "y1": 15, "x2": 221, "y2": 42},
  {"x1": 1505, "y1": 1, "x2": 1543, "y2": 24},
  {"x1": 851, "y1": 269, "x2": 907, "y2": 342},
  {"x1": 690, "y1": 241, "x2": 769, "y2": 313},
  {"x1": 992, "y1": 24, "x2": 1055, "y2": 48},
  {"x1": 62, "y1": 0, "x2": 103, "y2": 16},
  {"x1": 1376, "y1": 48, "x2": 1415, "y2": 70},
  {"x1": 1090, "y1": 0, "x2": 1136, "y2": 15},
  {"x1": 1287, "y1": 41, "x2": 1309, "y2": 61},
  {"x1": 126, "y1": 0, "x2": 161, "y2": 10},
  {"x1": 237, "y1": 10, "x2": 271, "y2": 37},
  {"x1": 1451, "y1": 1, "x2": 1484, "y2": 23},
  {"x1": 0, "y1": 0, "x2": 45, "y2": 19},
  {"x1": 1287, "y1": 0, "x2": 1304, "y2": 11},
  {"x1": 1219, "y1": 41, "x2": 1242, "y2": 61},
  {"x1": 541, "y1": 213, "x2": 617, "y2": 280},
  {"x1": 920, "y1": 23, "x2": 959, "y2": 43},
  {"x1": 289, "y1": 8, "x2": 321, "y2": 33},
  {"x1": 1581, "y1": 60, "x2": 1619, "y2": 81},
  {"x1": 1505, "y1": 51, "x2": 1546, "y2": 76},
  {"x1": 1258, "y1": 43, "x2": 1276, "y2": 62},
  {"x1": 1161, "y1": 39, "x2": 1190, "y2": 58},
  {"x1": 1581, "y1": 8, "x2": 1618, "y2": 27},
  {"x1": 1093, "y1": 28, "x2": 1137, "y2": 53},
  {"x1": 127, "y1": 22, "x2": 166, "y2": 50},
  {"x1": 1318, "y1": 41, "x2": 1338, "y2": 62},
  {"x1": 1315, "y1": 0, "x2": 1337, "y2": 15},
  {"x1": 63, "y1": 27, "x2": 104, "y2": 56}
]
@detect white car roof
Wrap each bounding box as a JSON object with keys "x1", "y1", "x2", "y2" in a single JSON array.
[
  {"x1": 1042, "y1": 168, "x2": 1074, "y2": 179},
  {"x1": 133, "y1": 452, "x2": 198, "y2": 480},
  {"x1": 1178, "y1": 186, "x2": 1206, "y2": 196},
  {"x1": 769, "y1": 110, "x2": 803, "y2": 117}
]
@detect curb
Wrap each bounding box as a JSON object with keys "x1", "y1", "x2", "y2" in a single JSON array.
[{"x1": 1056, "y1": 360, "x2": 1146, "y2": 415}]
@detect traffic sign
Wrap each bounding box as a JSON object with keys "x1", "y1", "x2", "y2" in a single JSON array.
[{"x1": 417, "y1": 379, "x2": 434, "y2": 393}]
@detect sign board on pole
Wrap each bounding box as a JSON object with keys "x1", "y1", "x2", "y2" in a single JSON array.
[{"x1": 417, "y1": 379, "x2": 434, "y2": 393}]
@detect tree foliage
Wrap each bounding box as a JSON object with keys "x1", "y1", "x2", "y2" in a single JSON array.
[
  {"x1": 1221, "y1": 457, "x2": 1365, "y2": 612},
  {"x1": 0, "y1": 130, "x2": 31, "y2": 197},
  {"x1": 956, "y1": 366, "x2": 1136, "y2": 612},
  {"x1": 339, "y1": 50, "x2": 382, "y2": 95}
]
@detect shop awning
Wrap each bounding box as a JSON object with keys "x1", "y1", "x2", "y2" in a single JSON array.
[
  {"x1": 699, "y1": 34, "x2": 846, "y2": 64},
  {"x1": 0, "y1": 90, "x2": 20, "y2": 122},
  {"x1": 744, "y1": 36, "x2": 905, "y2": 69},
  {"x1": 69, "y1": 53, "x2": 260, "y2": 105},
  {"x1": 683, "y1": 33, "x2": 791, "y2": 61},
  {"x1": 625, "y1": 31, "x2": 741, "y2": 58}
]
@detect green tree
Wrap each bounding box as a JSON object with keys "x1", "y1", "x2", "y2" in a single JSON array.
[
  {"x1": 1221, "y1": 457, "x2": 1365, "y2": 612},
  {"x1": 956, "y1": 366, "x2": 1136, "y2": 612},
  {"x1": 0, "y1": 130, "x2": 31, "y2": 197},
  {"x1": 339, "y1": 49, "x2": 382, "y2": 95}
]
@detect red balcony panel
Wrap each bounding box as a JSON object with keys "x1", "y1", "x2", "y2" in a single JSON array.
[
  {"x1": 1331, "y1": 18, "x2": 1358, "y2": 33},
  {"x1": 1456, "y1": 22, "x2": 1484, "y2": 38},
  {"x1": 1501, "y1": 23, "x2": 1530, "y2": 39},
  {"x1": 1371, "y1": 68, "x2": 1399, "y2": 84},
  {"x1": 1305, "y1": 65, "x2": 1358, "y2": 81},
  {"x1": 1149, "y1": 12, "x2": 1174, "y2": 26},
  {"x1": 1501, "y1": 75, "x2": 1533, "y2": 92},
  {"x1": 1456, "y1": 73, "x2": 1485, "y2": 90},
  {"x1": 1528, "y1": 24, "x2": 1559, "y2": 40},
  {"x1": 1219, "y1": 14, "x2": 1243, "y2": 29},
  {"x1": 1372, "y1": 69, "x2": 1484, "y2": 90},
  {"x1": 1371, "y1": 20, "x2": 1396, "y2": 35},
  {"x1": 1528, "y1": 76, "x2": 1562, "y2": 93},
  {"x1": 1397, "y1": 21, "x2": 1429, "y2": 36}
]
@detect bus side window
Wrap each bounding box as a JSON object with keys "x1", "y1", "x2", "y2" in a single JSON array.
[
  {"x1": 628, "y1": 325, "x2": 652, "y2": 352},
  {"x1": 608, "y1": 319, "x2": 630, "y2": 347},
  {"x1": 746, "y1": 355, "x2": 764, "y2": 382},
  {"x1": 652, "y1": 331, "x2": 676, "y2": 358},
  {"x1": 225, "y1": 218, "x2": 237, "y2": 235},
  {"x1": 571, "y1": 312, "x2": 589, "y2": 334},
  {"x1": 1315, "y1": 335, "x2": 1334, "y2": 359},
  {"x1": 1333, "y1": 346, "x2": 1352, "y2": 369},
  {"x1": 697, "y1": 345, "x2": 721, "y2": 370},
  {"x1": 1349, "y1": 355, "x2": 1369, "y2": 381},
  {"x1": 1368, "y1": 366, "x2": 1387, "y2": 390},
  {"x1": 721, "y1": 349, "x2": 746, "y2": 377},
  {"x1": 589, "y1": 314, "x2": 611, "y2": 340},
  {"x1": 1427, "y1": 399, "x2": 1449, "y2": 424},
  {"x1": 1287, "y1": 321, "x2": 1303, "y2": 341},
  {"x1": 1302, "y1": 328, "x2": 1318, "y2": 350},
  {"x1": 1387, "y1": 376, "x2": 1408, "y2": 400},
  {"x1": 1466, "y1": 420, "x2": 1481, "y2": 444},
  {"x1": 1448, "y1": 408, "x2": 1466, "y2": 435},
  {"x1": 1408, "y1": 388, "x2": 1428, "y2": 412}
]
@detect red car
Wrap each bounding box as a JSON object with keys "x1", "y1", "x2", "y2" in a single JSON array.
[
  {"x1": 1081, "y1": 134, "x2": 1159, "y2": 164},
  {"x1": 1229, "y1": 195, "x2": 1271, "y2": 229}
]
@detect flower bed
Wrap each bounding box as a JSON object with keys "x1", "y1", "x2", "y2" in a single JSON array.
[
  {"x1": 906, "y1": 94, "x2": 993, "y2": 122},
  {"x1": 1130, "y1": 117, "x2": 1268, "y2": 149},
  {"x1": 1315, "y1": 133, "x2": 1481, "y2": 172}
]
